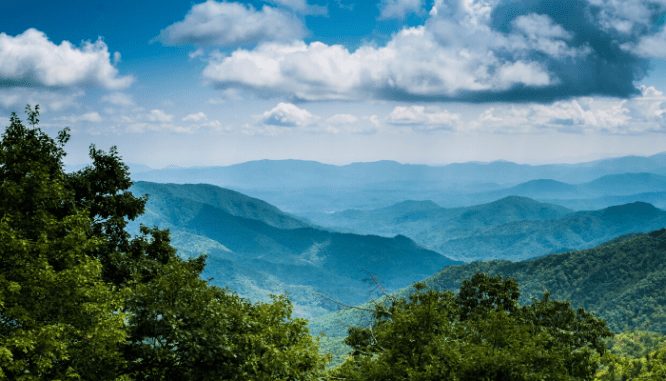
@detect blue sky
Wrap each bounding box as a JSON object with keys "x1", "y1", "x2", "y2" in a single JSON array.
[{"x1": 1, "y1": 0, "x2": 666, "y2": 168}]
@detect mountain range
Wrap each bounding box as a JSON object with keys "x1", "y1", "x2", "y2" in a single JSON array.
[
  {"x1": 304, "y1": 196, "x2": 666, "y2": 262},
  {"x1": 64, "y1": 152, "x2": 666, "y2": 214},
  {"x1": 309, "y1": 228, "x2": 666, "y2": 364},
  {"x1": 125, "y1": 181, "x2": 462, "y2": 319}
]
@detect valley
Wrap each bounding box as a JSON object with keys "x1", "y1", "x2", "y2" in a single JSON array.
[{"x1": 118, "y1": 153, "x2": 666, "y2": 327}]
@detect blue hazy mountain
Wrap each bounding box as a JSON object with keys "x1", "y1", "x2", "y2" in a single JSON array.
[
  {"x1": 306, "y1": 196, "x2": 666, "y2": 263},
  {"x1": 125, "y1": 181, "x2": 462, "y2": 319},
  {"x1": 435, "y1": 202, "x2": 666, "y2": 262},
  {"x1": 304, "y1": 196, "x2": 573, "y2": 237},
  {"x1": 125, "y1": 154, "x2": 666, "y2": 213},
  {"x1": 475, "y1": 173, "x2": 666, "y2": 201},
  {"x1": 309, "y1": 228, "x2": 666, "y2": 344}
]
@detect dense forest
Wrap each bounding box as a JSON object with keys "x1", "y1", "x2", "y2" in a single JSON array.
[{"x1": 2, "y1": 106, "x2": 666, "y2": 380}]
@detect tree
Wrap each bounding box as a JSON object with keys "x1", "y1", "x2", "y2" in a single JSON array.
[
  {"x1": 1, "y1": 105, "x2": 328, "y2": 380},
  {"x1": 331, "y1": 272, "x2": 615, "y2": 381},
  {"x1": 0, "y1": 106, "x2": 128, "y2": 380}
]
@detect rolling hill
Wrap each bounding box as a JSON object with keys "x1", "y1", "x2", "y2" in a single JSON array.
[
  {"x1": 125, "y1": 182, "x2": 462, "y2": 319},
  {"x1": 309, "y1": 228, "x2": 666, "y2": 362},
  {"x1": 306, "y1": 196, "x2": 666, "y2": 263},
  {"x1": 433, "y1": 202, "x2": 666, "y2": 262}
]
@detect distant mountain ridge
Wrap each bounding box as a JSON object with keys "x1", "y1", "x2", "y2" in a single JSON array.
[
  {"x1": 125, "y1": 181, "x2": 462, "y2": 319},
  {"x1": 120, "y1": 154, "x2": 666, "y2": 213},
  {"x1": 309, "y1": 228, "x2": 666, "y2": 343},
  {"x1": 435, "y1": 201, "x2": 666, "y2": 262},
  {"x1": 127, "y1": 154, "x2": 666, "y2": 190},
  {"x1": 307, "y1": 196, "x2": 666, "y2": 263}
]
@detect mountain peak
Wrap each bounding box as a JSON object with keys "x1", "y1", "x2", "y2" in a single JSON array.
[{"x1": 603, "y1": 202, "x2": 660, "y2": 216}]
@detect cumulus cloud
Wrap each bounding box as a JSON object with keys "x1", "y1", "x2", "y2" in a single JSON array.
[
  {"x1": 258, "y1": 102, "x2": 319, "y2": 127},
  {"x1": 623, "y1": 26, "x2": 666, "y2": 59},
  {"x1": 145, "y1": 109, "x2": 174, "y2": 122},
  {"x1": 470, "y1": 85, "x2": 666, "y2": 134},
  {"x1": 153, "y1": 0, "x2": 306, "y2": 47},
  {"x1": 378, "y1": 0, "x2": 424, "y2": 19},
  {"x1": 387, "y1": 105, "x2": 462, "y2": 131},
  {"x1": 0, "y1": 29, "x2": 134, "y2": 89},
  {"x1": 182, "y1": 112, "x2": 207, "y2": 122},
  {"x1": 200, "y1": 0, "x2": 666, "y2": 102}
]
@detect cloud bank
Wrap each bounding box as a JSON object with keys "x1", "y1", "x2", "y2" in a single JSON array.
[
  {"x1": 0, "y1": 29, "x2": 134, "y2": 90},
  {"x1": 199, "y1": 0, "x2": 666, "y2": 102}
]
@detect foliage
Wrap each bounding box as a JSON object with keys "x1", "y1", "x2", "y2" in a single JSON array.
[
  {"x1": 0, "y1": 106, "x2": 128, "y2": 380},
  {"x1": 1, "y1": 106, "x2": 327, "y2": 380},
  {"x1": 592, "y1": 331, "x2": 666, "y2": 380},
  {"x1": 329, "y1": 272, "x2": 614, "y2": 381}
]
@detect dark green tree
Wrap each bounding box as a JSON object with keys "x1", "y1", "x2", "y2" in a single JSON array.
[
  {"x1": 331, "y1": 272, "x2": 615, "y2": 380},
  {"x1": 0, "y1": 106, "x2": 128, "y2": 380},
  {"x1": 1, "y1": 106, "x2": 327, "y2": 380}
]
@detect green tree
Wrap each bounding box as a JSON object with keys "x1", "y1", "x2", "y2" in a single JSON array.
[
  {"x1": 0, "y1": 106, "x2": 128, "y2": 380},
  {"x1": 331, "y1": 272, "x2": 615, "y2": 380},
  {"x1": 1, "y1": 106, "x2": 327, "y2": 380}
]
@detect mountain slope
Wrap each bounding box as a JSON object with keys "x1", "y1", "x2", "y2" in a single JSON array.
[
  {"x1": 125, "y1": 182, "x2": 462, "y2": 319},
  {"x1": 474, "y1": 173, "x2": 666, "y2": 202},
  {"x1": 310, "y1": 228, "x2": 666, "y2": 341},
  {"x1": 434, "y1": 202, "x2": 666, "y2": 262},
  {"x1": 306, "y1": 196, "x2": 573, "y2": 239},
  {"x1": 130, "y1": 181, "x2": 309, "y2": 230}
]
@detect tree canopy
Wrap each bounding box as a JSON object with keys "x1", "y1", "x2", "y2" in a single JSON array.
[
  {"x1": 0, "y1": 106, "x2": 326, "y2": 380},
  {"x1": 331, "y1": 272, "x2": 615, "y2": 381},
  {"x1": 3, "y1": 105, "x2": 663, "y2": 380}
]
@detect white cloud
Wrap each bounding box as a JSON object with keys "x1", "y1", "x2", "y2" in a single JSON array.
[
  {"x1": 265, "y1": 0, "x2": 328, "y2": 15},
  {"x1": 54, "y1": 112, "x2": 103, "y2": 123},
  {"x1": 145, "y1": 109, "x2": 174, "y2": 122},
  {"x1": 470, "y1": 87, "x2": 666, "y2": 134},
  {"x1": 188, "y1": 48, "x2": 205, "y2": 59},
  {"x1": 154, "y1": 0, "x2": 306, "y2": 47},
  {"x1": 0, "y1": 29, "x2": 134, "y2": 89},
  {"x1": 258, "y1": 102, "x2": 319, "y2": 127},
  {"x1": 100, "y1": 92, "x2": 134, "y2": 107},
  {"x1": 201, "y1": 22, "x2": 562, "y2": 101},
  {"x1": 387, "y1": 105, "x2": 462, "y2": 131},
  {"x1": 511, "y1": 14, "x2": 587, "y2": 59},
  {"x1": 183, "y1": 112, "x2": 207, "y2": 122},
  {"x1": 378, "y1": 0, "x2": 424, "y2": 19},
  {"x1": 623, "y1": 26, "x2": 666, "y2": 59},
  {"x1": 365, "y1": 115, "x2": 381, "y2": 128}
]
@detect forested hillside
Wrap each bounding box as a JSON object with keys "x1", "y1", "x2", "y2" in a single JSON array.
[
  {"x1": 311, "y1": 228, "x2": 666, "y2": 339},
  {"x1": 308, "y1": 197, "x2": 666, "y2": 262},
  {"x1": 125, "y1": 181, "x2": 463, "y2": 318},
  {"x1": 6, "y1": 107, "x2": 666, "y2": 380}
]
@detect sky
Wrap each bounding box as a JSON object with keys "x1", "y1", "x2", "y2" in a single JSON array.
[{"x1": 1, "y1": 0, "x2": 666, "y2": 168}]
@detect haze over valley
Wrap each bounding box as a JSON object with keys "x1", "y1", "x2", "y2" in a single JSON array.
[{"x1": 76, "y1": 151, "x2": 666, "y2": 322}]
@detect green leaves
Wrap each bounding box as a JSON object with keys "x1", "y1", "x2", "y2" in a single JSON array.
[
  {"x1": 1, "y1": 106, "x2": 327, "y2": 380},
  {"x1": 331, "y1": 272, "x2": 614, "y2": 381},
  {"x1": 0, "y1": 108, "x2": 128, "y2": 380}
]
